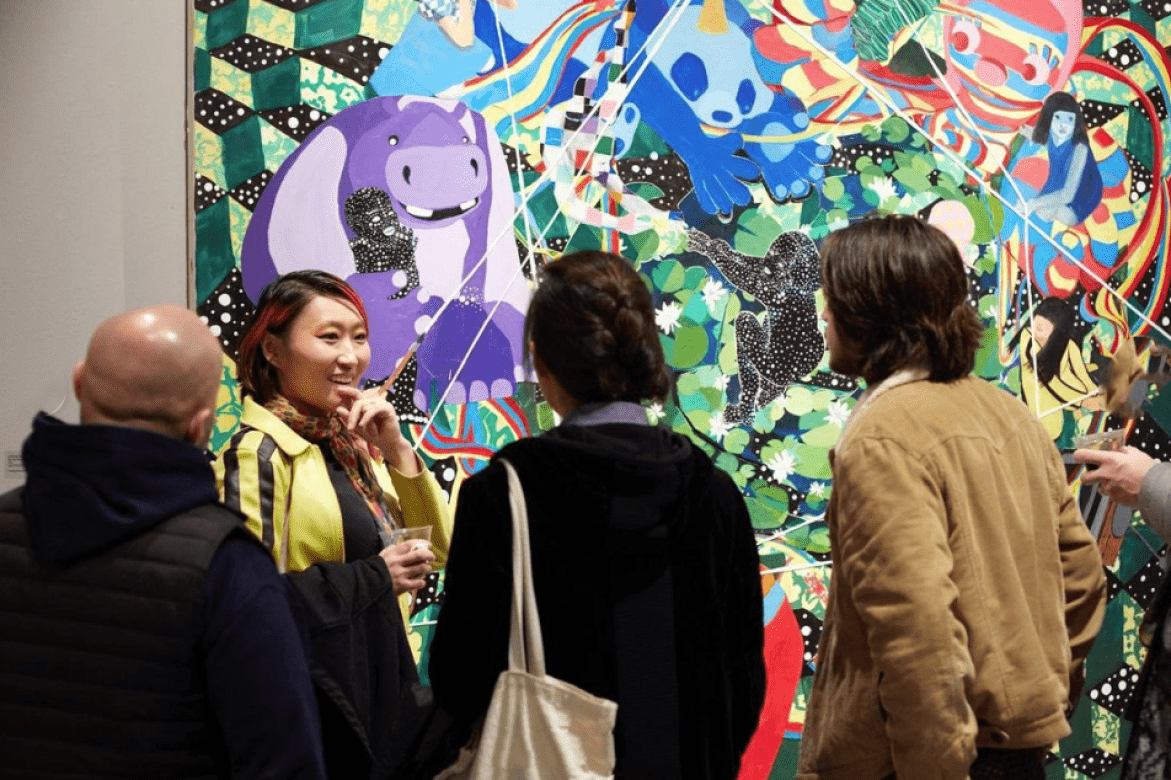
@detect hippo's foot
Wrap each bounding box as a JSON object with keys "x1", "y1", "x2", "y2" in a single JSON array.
[{"x1": 413, "y1": 300, "x2": 524, "y2": 410}]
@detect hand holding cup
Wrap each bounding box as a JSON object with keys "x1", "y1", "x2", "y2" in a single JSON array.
[{"x1": 379, "y1": 525, "x2": 435, "y2": 595}]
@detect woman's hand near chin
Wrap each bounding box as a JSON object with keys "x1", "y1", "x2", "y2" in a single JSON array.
[
  {"x1": 380, "y1": 541, "x2": 437, "y2": 595},
  {"x1": 335, "y1": 385, "x2": 422, "y2": 476}
]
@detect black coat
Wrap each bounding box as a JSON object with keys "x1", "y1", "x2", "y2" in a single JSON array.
[{"x1": 428, "y1": 422, "x2": 765, "y2": 780}]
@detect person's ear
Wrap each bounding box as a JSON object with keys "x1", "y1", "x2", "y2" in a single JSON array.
[
  {"x1": 71, "y1": 361, "x2": 85, "y2": 403},
  {"x1": 262, "y1": 333, "x2": 283, "y2": 369},
  {"x1": 185, "y1": 407, "x2": 215, "y2": 449},
  {"x1": 531, "y1": 348, "x2": 548, "y2": 379}
]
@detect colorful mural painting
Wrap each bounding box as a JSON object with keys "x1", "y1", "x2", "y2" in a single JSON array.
[{"x1": 192, "y1": 0, "x2": 1171, "y2": 775}]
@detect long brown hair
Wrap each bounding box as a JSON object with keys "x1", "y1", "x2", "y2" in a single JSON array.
[{"x1": 820, "y1": 214, "x2": 984, "y2": 385}]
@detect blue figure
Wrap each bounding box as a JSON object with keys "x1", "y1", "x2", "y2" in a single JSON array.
[{"x1": 1027, "y1": 91, "x2": 1102, "y2": 226}]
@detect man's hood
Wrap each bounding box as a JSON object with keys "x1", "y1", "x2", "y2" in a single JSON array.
[{"x1": 20, "y1": 413, "x2": 218, "y2": 566}]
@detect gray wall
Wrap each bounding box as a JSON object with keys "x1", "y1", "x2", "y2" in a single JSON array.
[{"x1": 0, "y1": 0, "x2": 188, "y2": 482}]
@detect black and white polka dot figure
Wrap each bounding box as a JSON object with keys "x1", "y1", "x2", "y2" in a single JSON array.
[
  {"x1": 412, "y1": 570, "x2": 444, "y2": 616},
  {"x1": 345, "y1": 187, "x2": 420, "y2": 299},
  {"x1": 194, "y1": 0, "x2": 232, "y2": 11},
  {"x1": 230, "y1": 170, "x2": 273, "y2": 212},
  {"x1": 688, "y1": 228, "x2": 826, "y2": 423},
  {"x1": 197, "y1": 269, "x2": 254, "y2": 357},
  {"x1": 258, "y1": 105, "x2": 332, "y2": 143},
  {"x1": 804, "y1": 371, "x2": 859, "y2": 393},
  {"x1": 1063, "y1": 747, "x2": 1122, "y2": 778},
  {"x1": 1125, "y1": 555, "x2": 1163, "y2": 609},
  {"x1": 1087, "y1": 663, "x2": 1142, "y2": 717},
  {"x1": 195, "y1": 174, "x2": 228, "y2": 213},
  {"x1": 194, "y1": 89, "x2": 254, "y2": 135},
  {"x1": 299, "y1": 36, "x2": 388, "y2": 85},
  {"x1": 793, "y1": 608, "x2": 823, "y2": 673},
  {"x1": 210, "y1": 34, "x2": 295, "y2": 73}
]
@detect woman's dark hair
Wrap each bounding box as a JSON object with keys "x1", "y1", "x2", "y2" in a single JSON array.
[
  {"x1": 1032, "y1": 91, "x2": 1089, "y2": 146},
  {"x1": 820, "y1": 214, "x2": 984, "y2": 385},
  {"x1": 525, "y1": 250, "x2": 672, "y2": 405},
  {"x1": 235, "y1": 270, "x2": 370, "y2": 403},
  {"x1": 1030, "y1": 296, "x2": 1076, "y2": 385}
]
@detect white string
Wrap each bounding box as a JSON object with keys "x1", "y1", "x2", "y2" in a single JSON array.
[
  {"x1": 1037, "y1": 387, "x2": 1103, "y2": 419},
  {"x1": 756, "y1": 515, "x2": 825, "y2": 546}
]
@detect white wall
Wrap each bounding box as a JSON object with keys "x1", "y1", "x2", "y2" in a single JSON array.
[{"x1": 0, "y1": 0, "x2": 188, "y2": 482}]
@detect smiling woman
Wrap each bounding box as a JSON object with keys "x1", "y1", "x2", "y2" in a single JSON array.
[
  {"x1": 215, "y1": 270, "x2": 453, "y2": 780},
  {"x1": 261, "y1": 295, "x2": 371, "y2": 417}
]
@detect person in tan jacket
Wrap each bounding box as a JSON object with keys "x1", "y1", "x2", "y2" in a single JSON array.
[{"x1": 797, "y1": 215, "x2": 1106, "y2": 780}]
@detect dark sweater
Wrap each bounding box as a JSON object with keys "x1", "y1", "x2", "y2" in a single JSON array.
[
  {"x1": 428, "y1": 422, "x2": 766, "y2": 780},
  {"x1": 0, "y1": 413, "x2": 324, "y2": 779}
]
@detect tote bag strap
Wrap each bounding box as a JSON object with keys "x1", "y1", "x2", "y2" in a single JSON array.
[{"x1": 499, "y1": 459, "x2": 546, "y2": 677}]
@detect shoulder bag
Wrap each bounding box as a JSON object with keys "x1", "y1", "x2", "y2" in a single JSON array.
[{"x1": 434, "y1": 458, "x2": 618, "y2": 779}]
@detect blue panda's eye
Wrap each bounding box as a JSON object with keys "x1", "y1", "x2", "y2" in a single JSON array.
[
  {"x1": 737, "y1": 79, "x2": 756, "y2": 116},
  {"x1": 670, "y1": 52, "x2": 708, "y2": 102}
]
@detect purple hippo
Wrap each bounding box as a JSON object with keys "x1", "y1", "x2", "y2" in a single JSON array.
[{"x1": 240, "y1": 95, "x2": 530, "y2": 412}]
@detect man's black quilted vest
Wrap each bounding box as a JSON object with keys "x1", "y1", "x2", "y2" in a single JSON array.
[{"x1": 0, "y1": 487, "x2": 243, "y2": 779}]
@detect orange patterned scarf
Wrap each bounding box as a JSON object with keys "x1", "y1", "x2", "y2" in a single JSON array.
[{"x1": 266, "y1": 395, "x2": 393, "y2": 527}]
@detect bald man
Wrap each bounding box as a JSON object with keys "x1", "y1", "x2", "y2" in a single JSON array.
[{"x1": 0, "y1": 305, "x2": 325, "y2": 779}]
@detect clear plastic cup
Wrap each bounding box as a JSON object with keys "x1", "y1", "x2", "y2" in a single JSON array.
[{"x1": 381, "y1": 524, "x2": 432, "y2": 550}]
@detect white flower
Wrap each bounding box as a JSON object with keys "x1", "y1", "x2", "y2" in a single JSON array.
[
  {"x1": 713, "y1": 373, "x2": 730, "y2": 392},
  {"x1": 808, "y1": 482, "x2": 827, "y2": 498},
  {"x1": 869, "y1": 176, "x2": 898, "y2": 202},
  {"x1": 647, "y1": 402, "x2": 665, "y2": 423},
  {"x1": 709, "y1": 414, "x2": 731, "y2": 441},
  {"x1": 766, "y1": 450, "x2": 797, "y2": 482},
  {"x1": 984, "y1": 303, "x2": 998, "y2": 319},
  {"x1": 701, "y1": 278, "x2": 727, "y2": 310},
  {"x1": 827, "y1": 399, "x2": 851, "y2": 427},
  {"x1": 655, "y1": 300, "x2": 683, "y2": 335}
]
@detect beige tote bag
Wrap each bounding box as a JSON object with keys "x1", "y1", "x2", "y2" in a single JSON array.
[{"x1": 434, "y1": 458, "x2": 618, "y2": 780}]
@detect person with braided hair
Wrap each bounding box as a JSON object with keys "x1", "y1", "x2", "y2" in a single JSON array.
[
  {"x1": 428, "y1": 250, "x2": 766, "y2": 780},
  {"x1": 797, "y1": 215, "x2": 1105, "y2": 780}
]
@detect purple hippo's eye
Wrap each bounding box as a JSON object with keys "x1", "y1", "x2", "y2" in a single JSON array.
[
  {"x1": 388, "y1": 135, "x2": 399, "y2": 146},
  {"x1": 462, "y1": 136, "x2": 469, "y2": 144}
]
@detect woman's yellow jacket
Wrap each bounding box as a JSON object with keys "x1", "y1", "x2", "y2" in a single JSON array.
[{"x1": 215, "y1": 397, "x2": 452, "y2": 634}]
